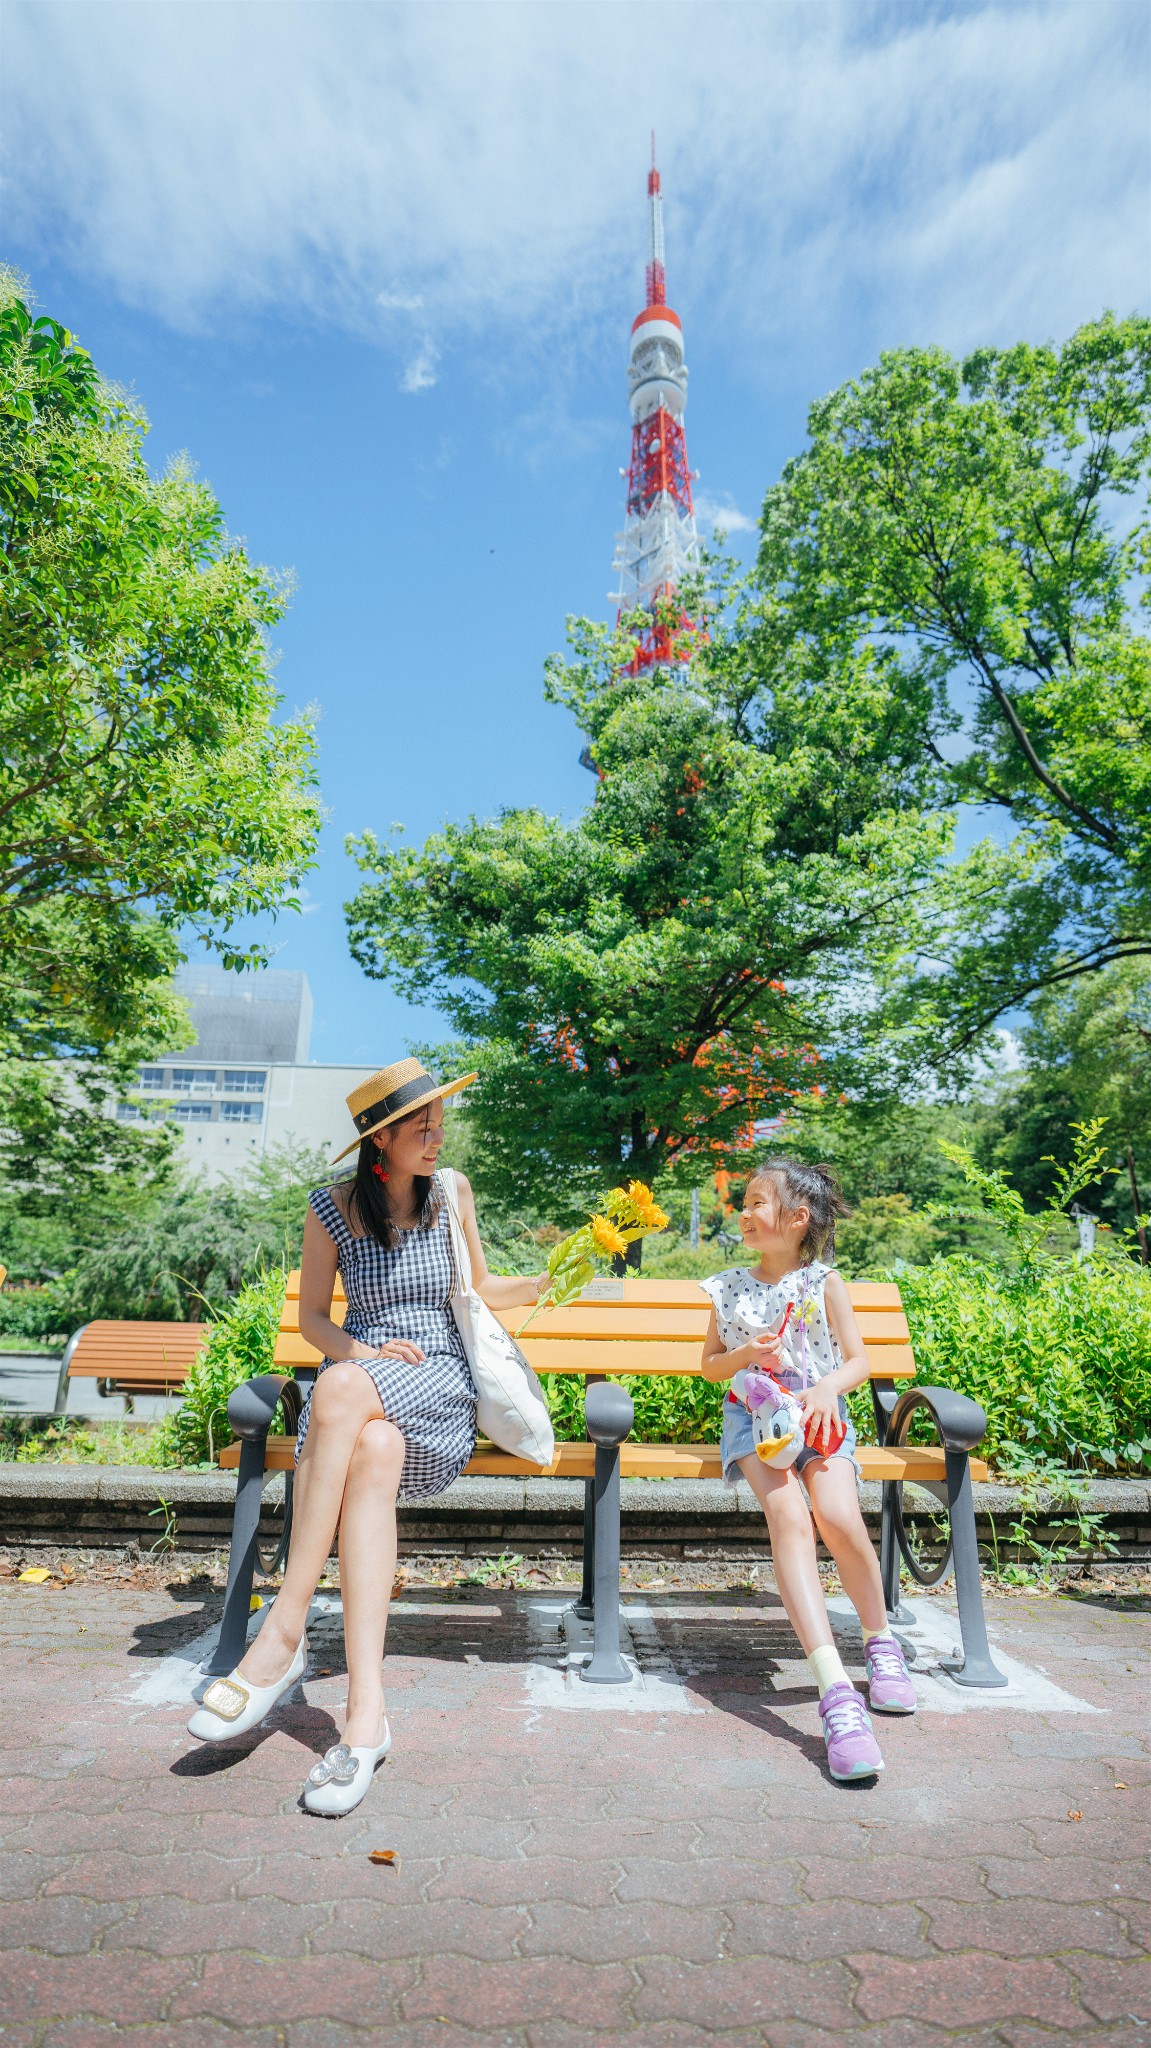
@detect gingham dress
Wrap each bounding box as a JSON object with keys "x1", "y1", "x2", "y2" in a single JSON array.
[{"x1": 295, "y1": 1178, "x2": 477, "y2": 1500}]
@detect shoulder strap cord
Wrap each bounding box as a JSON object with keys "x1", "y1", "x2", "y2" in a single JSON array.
[{"x1": 437, "y1": 1170, "x2": 472, "y2": 1295}]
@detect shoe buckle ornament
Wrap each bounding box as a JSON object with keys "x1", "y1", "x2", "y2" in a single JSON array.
[
  {"x1": 308, "y1": 1743, "x2": 358, "y2": 1787},
  {"x1": 200, "y1": 1677, "x2": 250, "y2": 1722}
]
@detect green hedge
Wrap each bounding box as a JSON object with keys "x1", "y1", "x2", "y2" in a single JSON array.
[{"x1": 154, "y1": 1252, "x2": 1151, "y2": 1478}]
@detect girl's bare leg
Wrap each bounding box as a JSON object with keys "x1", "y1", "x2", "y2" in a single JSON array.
[
  {"x1": 337, "y1": 1417, "x2": 404, "y2": 1746},
  {"x1": 236, "y1": 1364, "x2": 385, "y2": 1685},
  {"x1": 803, "y1": 1457, "x2": 889, "y2": 1635},
  {"x1": 736, "y1": 1454, "x2": 835, "y2": 1655}
]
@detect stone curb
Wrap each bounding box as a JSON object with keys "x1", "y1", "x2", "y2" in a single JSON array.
[{"x1": 1, "y1": 1462, "x2": 1148, "y2": 1560}]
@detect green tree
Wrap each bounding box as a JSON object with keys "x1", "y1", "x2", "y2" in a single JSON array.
[
  {"x1": 753, "y1": 315, "x2": 1151, "y2": 1048},
  {"x1": 981, "y1": 961, "x2": 1151, "y2": 1256},
  {"x1": 0, "y1": 280, "x2": 321, "y2": 1061},
  {"x1": 345, "y1": 604, "x2": 947, "y2": 1231}
]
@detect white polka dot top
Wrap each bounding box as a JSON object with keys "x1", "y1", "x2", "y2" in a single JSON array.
[{"x1": 700, "y1": 1262, "x2": 842, "y2": 1390}]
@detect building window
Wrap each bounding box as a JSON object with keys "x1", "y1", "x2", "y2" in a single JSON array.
[
  {"x1": 223, "y1": 1069, "x2": 267, "y2": 1095},
  {"x1": 117, "y1": 1102, "x2": 141, "y2": 1121},
  {"x1": 137, "y1": 1067, "x2": 167, "y2": 1091},
  {"x1": 174, "y1": 1102, "x2": 212, "y2": 1123},
  {"x1": 221, "y1": 1100, "x2": 263, "y2": 1124},
  {"x1": 172, "y1": 1067, "x2": 216, "y2": 1088}
]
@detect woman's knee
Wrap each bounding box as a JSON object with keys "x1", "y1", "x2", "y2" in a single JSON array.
[
  {"x1": 349, "y1": 1416, "x2": 405, "y2": 1486},
  {"x1": 310, "y1": 1362, "x2": 382, "y2": 1431}
]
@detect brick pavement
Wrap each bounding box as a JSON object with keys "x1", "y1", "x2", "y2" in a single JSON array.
[{"x1": 0, "y1": 1566, "x2": 1147, "y2": 2046}]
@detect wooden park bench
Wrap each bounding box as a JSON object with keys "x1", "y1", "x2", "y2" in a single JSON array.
[
  {"x1": 211, "y1": 1272, "x2": 1004, "y2": 1689},
  {"x1": 56, "y1": 1321, "x2": 208, "y2": 1413}
]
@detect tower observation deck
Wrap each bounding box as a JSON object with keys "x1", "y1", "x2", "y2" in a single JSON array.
[{"x1": 609, "y1": 140, "x2": 701, "y2": 673}]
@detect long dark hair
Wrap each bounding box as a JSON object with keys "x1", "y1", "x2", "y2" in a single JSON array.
[
  {"x1": 747, "y1": 1158, "x2": 851, "y2": 1262},
  {"x1": 334, "y1": 1106, "x2": 441, "y2": 1250}
]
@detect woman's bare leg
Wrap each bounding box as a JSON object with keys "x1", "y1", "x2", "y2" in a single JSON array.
[
  {"x1": 236, "y1": 1364, "x2": 384, "y2": 1685},
  {"x1": 337, "y1": 1417, "x2": 405, "y2": 1747},
  {"x1": 804, "y1": 1458, "x2": 889, "y2": 1635},
  {"x1": 737, "y1": 1454, "x2": 835, "y2": 1655}
]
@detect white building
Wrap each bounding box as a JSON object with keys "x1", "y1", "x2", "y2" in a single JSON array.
[{"x1": 116, "y1": 966, "x2": 376, "y2": 1182}]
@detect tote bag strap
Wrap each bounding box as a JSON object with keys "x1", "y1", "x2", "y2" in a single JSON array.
[{"x1": 438, "y1": 1168, "x2": 473, "y2": 1295}]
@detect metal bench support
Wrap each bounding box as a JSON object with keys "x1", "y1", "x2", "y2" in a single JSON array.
[
  {"x1": 885, "y1": 1385, "x2": 1008, "y2": 1690},
  {"x1": 208, "y1": 1374, "x2": 289, "y2": 1678},
  {"x1": 580, "y1": 1381, "x2": 635, "y2": 1685}
]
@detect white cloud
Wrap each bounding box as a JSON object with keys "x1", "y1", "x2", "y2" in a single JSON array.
[
  {"x1": 694, "y1": 492, "x2": 757, "y2": 537},
  {"x1": 3, "y1": 0, "x2": 1147, "y2": 395}
]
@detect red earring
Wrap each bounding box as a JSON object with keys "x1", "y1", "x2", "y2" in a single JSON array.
[{"x1": 371, "y1": 1162, "x2": 389, "y2": 1183}]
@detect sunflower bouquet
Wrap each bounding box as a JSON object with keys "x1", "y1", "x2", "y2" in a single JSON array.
[{"x1": 517, "y1": 1181, "x2": 670, "y2": 1335}]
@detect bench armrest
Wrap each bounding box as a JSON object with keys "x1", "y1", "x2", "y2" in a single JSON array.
[
  {"x1": 585, "y1": 1380, "x2": 634, "y2": 1447},
  {"x1": 888, "y1": 1384, "x2": 987, "y2": 1455},
  {"x1": 227, "y1": 1373, "x2": 294, "y2": 1440}
]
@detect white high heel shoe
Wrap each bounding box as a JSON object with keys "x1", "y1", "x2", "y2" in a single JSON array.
[
  {"x1": 187, "y1": 1637, "x2": 308, "y2": 1743},
  {"x1": 302, "y1": 1720, "x2": 392, "y2": 1817}
]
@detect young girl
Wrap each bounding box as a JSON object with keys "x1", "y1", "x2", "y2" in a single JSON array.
[{"x1": 701, "y1": 1158, "x2": 915, "y2": 1780}]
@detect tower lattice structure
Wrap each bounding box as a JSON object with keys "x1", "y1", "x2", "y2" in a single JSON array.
[{"x1": 610, "y1": 141, "x2": 701, "y2": 673}]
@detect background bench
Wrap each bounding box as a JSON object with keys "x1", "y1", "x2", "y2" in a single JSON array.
[
  {"x1": 56, "y1": 1321, "x2": 207, "y2": 1413},
  {"x1": 213, "y1": 1272, "x2": 1004, "y2": 1691}
]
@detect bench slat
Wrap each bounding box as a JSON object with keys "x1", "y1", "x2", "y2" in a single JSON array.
[
  {"x1": 270, "y1": 1332, "x2": 917, "y2": 1380},
  {"x1": 67, "y1": 1322, "x2": 208, "y2": 1382},
  {"x1": 221, "y1": 1435, "x2": 987, "y2": 1485},
  {"x1": 281, "y1": 1271, "x2": 909, "y2": 1314}
]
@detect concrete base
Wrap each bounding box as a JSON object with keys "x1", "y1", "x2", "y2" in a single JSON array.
[{"x1": 0, "y1": 1462, "x2": 1149, "y2": 1563}]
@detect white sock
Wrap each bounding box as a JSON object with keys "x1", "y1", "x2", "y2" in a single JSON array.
[
  {"x1": 807, "y1": 1642, "x2": 850, "y2": 1698},
  {"x1": 863, "y1": 1624, "x2": 894, "y2": 1646}
]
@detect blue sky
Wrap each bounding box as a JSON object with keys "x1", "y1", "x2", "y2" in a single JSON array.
[{"x1": 4, "y1": 0, "x2": 1148, "y2": 1065}]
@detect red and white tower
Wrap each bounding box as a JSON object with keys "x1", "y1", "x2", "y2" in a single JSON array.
[{"x1": 610, "y1": 139, "x2": 700, "y2": 671}]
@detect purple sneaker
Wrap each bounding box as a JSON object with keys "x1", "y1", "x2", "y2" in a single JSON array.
[
  {"x1": 865, "y1": 1633, "x2": 917, "y2": 1714},
  {"x1": 818, "y1": 1681, "x2": 884, "y2": 1780}
]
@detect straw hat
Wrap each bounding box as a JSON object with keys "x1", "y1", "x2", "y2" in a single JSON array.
[{"x1": 332, "y1": 1058, "x2": 477, "y2": 1164}]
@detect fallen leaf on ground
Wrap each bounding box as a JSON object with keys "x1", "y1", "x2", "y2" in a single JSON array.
[
  {"x1": 17, "y1": 1568, "x2": 52, "y2": 1584},
  {"x1": 1115, "y1": 1782, "x2": 1128, "y2": 1790},
  {"x1": 368, "y1": 1848, "x2": 401, "y2": 1869},
  {"x1": 250, "y1": 1594, "x2": 264, "y2": 1611},
  {"x1": 317, "y1": 1668, "x2": 333, "y2": 1677},
  {"x1": 1067, "y1": 1810, "x2": 1083, "y2": 1821}
]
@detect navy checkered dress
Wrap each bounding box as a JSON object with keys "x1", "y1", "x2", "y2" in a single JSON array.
[{"x1": 295, "y1": 1177, "x2": 477, "y2": 1500}]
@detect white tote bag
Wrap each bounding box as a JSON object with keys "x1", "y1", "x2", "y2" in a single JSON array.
[{"x1": 439, "y1": 1169, "x2": 555, "y2": 1467}]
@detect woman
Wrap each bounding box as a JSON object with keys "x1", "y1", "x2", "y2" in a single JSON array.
[{"x1": 186, "y1": 1059, "x2": 545, "y2": 1816}]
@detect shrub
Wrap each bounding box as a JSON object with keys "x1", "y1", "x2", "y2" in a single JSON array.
[
  {"x1": 887, "y1": 1254, "x2": 1151, "y2": 1473},
  {"x1": 153, "y1": 1265, "x2": 286, "y2": 1467}
]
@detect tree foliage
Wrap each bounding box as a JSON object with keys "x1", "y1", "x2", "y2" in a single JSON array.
[
  {"x1": 752, "y1": 314, "x2": 1151, "y2": 1047},
  {"x1": 0, "y1": 279, "x2": 321, "y2": 1061},
  {"x1": 346, "y1": 602, "x2": 946, "y2": 1222}
]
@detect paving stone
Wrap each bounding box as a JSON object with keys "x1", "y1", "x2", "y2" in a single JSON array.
[
  {"x1": 613, "y1": 1854, "x2": 805, "y2": 1909},
  {"x1": 798, "y1": 1851, "x2": 991, "y2": 1905},
  {"x1": 312, "y1": 1899, "x2": 529, "y2": 1962},
  {"x1": 925, "y1": 1898, "x2": 1141, "y2": 1958},
  {"x1": 100, "y1": 1894, "x2": 323, "y2": 1957},
  {"x1": 724, "y1": 1898, "x2": 931, "y2": 1962},
  {"x1": 39, "y1": 2027, "x2": 288, "y2": 2048},
  {"x1": 402, "y1": 1958, "x2": 636, "y2": 2029},
  {"x1": 1069, "y1": 1953, "x2": 1151, "y2": 2024},
  {"x1": 0, "y1": 1898, "x2": 129, "y2": 1955},
  {"x1": 426, "y1": 1853, "x2": 616, "y2": 1909},
  {"x1": 520, "y1": 1900, "x2": 726, "y2": 1964},
  {"x1": 0, "y1": 1954, "x2": 195, "y2": 2026},
  {"x1": 982, "y1": 1854, "x2": 1151, "y2": 1905},
  {"x1": 632, "y1": 1957, "x2": 861, "y2": 2031},
  {"x1": 851, "y1": 1952, "x2": 1085, "y2": 2030},
  {"x1": 168, "y1": 1953, "x2": 417, "y2": 2026}
]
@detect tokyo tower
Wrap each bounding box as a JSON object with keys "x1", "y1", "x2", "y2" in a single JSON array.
[{"x1": 610, "y1": 138, "x2": 701, "y2": 673}]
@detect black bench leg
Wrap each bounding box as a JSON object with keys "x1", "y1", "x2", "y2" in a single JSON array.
[
  {"x1": 580, "y1": 1381, "x2": 635, "y2": 1686},
  {"x1": 581, "y1": 1442, "x2": 630, "y2": 1684},
  {"x1": 573, "y1": 1477, "x2": 596, "y2": 1621},
  {"x1": 939, "y1": 1449, "x2": 1007, "y2": 1689},
  {"x1": 879, "y1": 1482, "x2": 915, "y2": 1624},
  {"x1": 208, "y1": 1434, "x2": 269, "y2": 1676}
]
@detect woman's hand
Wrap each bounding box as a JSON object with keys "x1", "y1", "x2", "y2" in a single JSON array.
[
  {"x1": 352, "y1": 1339, "x2": 426, "y2": 1366},
  {"x1": 534, "y1": 1271, "x2": 551, "y2": 1302},
  {"x1": 798, "y1": 1377, "x2": 842, "y2": 1453}
]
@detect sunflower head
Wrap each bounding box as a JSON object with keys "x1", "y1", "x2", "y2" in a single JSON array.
[
  {"x1": 591, "y1": 1214, "x2": 629, "y2": 1259},
  {"x1": 625, "y1": 1180, "x2": 670, "y2": 1231}
]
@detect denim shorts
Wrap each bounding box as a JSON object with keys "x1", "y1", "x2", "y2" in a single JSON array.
[{"x1": 720, "y1": 1389, "x2": 858, "y2": 1486}]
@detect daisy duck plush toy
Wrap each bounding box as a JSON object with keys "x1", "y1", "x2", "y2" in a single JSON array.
[{"x1": 731, "y1": 1300, "x2": 847, "y2": 1466}]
